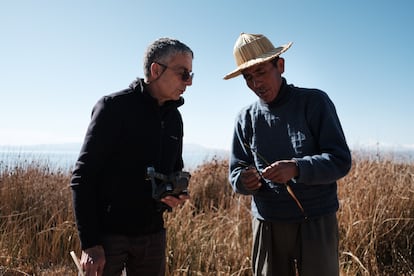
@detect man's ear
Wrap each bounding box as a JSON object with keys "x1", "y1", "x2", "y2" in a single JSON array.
[
  {"x1": 277, "y1": 57, "x2": 285, "y2": 74},
  {"x1": 150, "y1": 62, "x2": 160, "y2": 77},
  {"x1": 147, "y1": 62, "x2": 163, "y2": 82}
]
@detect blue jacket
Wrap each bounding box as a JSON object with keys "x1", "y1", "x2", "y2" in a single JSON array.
[
  {"x1": 229, "y1": 78, "x2": 351, "y2": 222},
  {"x1": 71, "y1": 78, "x2": 184, "y2": 249}
]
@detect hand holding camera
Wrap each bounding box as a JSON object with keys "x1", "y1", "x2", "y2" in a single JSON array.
[{"x1": 146, "y1": 167, "x2": 191, "y2": 201}]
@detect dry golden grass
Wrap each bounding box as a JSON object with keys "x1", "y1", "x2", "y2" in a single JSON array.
[
  {"x1": 0, "y1": 152, "x2": 413, "y2": 275},
  {"x1": 338, "y1": 152, "x2": 414, "y2": 275},
  {"x1": 0, "y1": 160, "x2": 78, "y2": 275}
]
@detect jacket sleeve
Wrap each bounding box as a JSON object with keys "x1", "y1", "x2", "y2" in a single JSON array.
[
  {"x1": 70, "y1": 96, "x2": 119, "y2": 250},
  {"x1": 294, "y1": 92, "x2": 352, "y2": 185},
  {"x1": 229, "y1": 111, "x2": 258, "y2": 195}
]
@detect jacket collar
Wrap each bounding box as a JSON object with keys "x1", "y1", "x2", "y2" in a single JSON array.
[
  {"x1": 129, "y1": 78, "x2": 184, "y2": 109},
  {"x1": 261, "y1": 77, "x2": 291, "y2": 108}
]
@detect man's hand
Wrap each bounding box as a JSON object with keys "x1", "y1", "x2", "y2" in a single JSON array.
[
  {"x1": 240, "y1": 166, "x2": 262, "y2": 191},
  {"x1": 80, "y1": 245, "x2": 105, "y2": 276},
  {"x1": 261, "y1": 160, "x2": 298, "y2": 184},
  {"x1": 161, "y1": 193, "x2": 190, "y2": 208}
]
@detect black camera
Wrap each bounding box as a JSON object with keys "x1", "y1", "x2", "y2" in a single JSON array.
[{"x1": 146, "y1": 167, "x2": 191, "y2": 201}]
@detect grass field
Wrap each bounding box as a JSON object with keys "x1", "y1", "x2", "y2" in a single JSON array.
[{"x1": 0, "y1": 151, "x2": 413, "y2": 275}]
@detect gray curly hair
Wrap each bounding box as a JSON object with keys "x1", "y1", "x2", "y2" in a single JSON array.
[{"x1": 143, "y1": 38, "x2": 193, "y2": 79}]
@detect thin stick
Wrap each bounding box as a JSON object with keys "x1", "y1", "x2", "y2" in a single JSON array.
[
  {"x1": 70, "y1": 251, "x2": 85, "y2": 276},
  {"x1": 243, "y1": 142, "x2": 306, "y2": 217},
  {"x1": 285, "y1": 184, "x2": 305, "y2": 214}
]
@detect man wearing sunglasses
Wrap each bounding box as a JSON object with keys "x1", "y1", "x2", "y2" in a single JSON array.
[{"x1": 71, "y1": 37, "x2": 193, "y2": 276}]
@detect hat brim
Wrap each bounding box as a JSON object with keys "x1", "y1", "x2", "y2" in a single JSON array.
[{"x1": 223, "y1": 42, "x2": 293, "y2": 80}]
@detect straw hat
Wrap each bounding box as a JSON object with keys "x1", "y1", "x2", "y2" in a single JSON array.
[{"x1": 223, "y1": 33, "x2": 293, "y2": 80}]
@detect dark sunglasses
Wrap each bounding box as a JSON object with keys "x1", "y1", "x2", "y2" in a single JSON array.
[{"x1": 155, "y1": 62, "x2": 194, "y2": 82}]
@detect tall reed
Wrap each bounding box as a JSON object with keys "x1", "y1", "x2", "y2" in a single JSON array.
[
  {"x1": 338, "y1": 152, "x2": 413, "y2": 275},
  {"x1": 0, "y1": 152, "x2": 413, "y2": 275},
  {"x1": 0, "y1": 160, "x2": 79, "y2": 275}
]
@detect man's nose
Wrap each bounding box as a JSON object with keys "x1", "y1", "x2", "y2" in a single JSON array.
[{"x1": 185, "y1": 78, "x2": 193, "y2": 86}]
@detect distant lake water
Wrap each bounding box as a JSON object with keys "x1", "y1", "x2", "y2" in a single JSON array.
[
  {"x1": 0, "y1": 149, "x2": 79, "y2": 171},
  {"x1": 0, "y1": 144, "x2": 229, "y2": 172},
  {"x1": 2, "y1": 144, "x2": 412, "y2": 173}
]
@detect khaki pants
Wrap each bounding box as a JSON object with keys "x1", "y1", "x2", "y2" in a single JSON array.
[{"x1": 252, "y1": 213, "x2": 339, "y2": 276}]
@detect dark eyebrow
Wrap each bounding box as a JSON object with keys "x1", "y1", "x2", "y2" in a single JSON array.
[
  {"x1": 253, "y1": 64, "x2": 267, "y2": 73},
  {"x1": 242, "y1": 64, "x2": 267, "y2": 79},
  {"x1": 181, "y1": 66, "x2": 192, "y2": 72}
]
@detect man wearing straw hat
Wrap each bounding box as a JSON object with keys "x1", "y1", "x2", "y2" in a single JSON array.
[{"x1": 225, "y1": 33, "x2": 352, "y2": 275}]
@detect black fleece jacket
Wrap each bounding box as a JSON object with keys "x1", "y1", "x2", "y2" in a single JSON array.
[{"x1": 70, "y1": 78, "x2": 184, "y2": 250}]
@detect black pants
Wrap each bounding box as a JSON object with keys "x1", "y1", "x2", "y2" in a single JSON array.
[
  {"x1": 101, "y1": 230, "x2": 166, "y2": 276},
  {"x1": 252, "y1": 213, "x2": 339, "y2": 276}
]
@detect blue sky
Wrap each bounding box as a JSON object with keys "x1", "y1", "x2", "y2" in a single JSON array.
[{"x1": 1, "y1": 1, "x2": 413, "y2": 151}]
